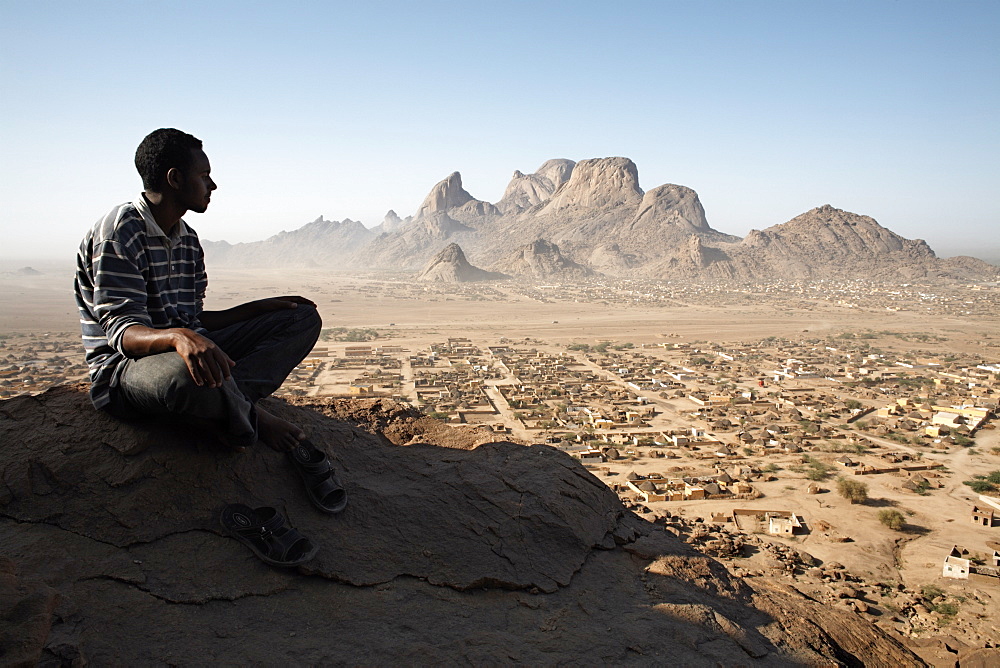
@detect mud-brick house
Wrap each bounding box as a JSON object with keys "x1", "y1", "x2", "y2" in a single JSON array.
[{"x1": 972, "y1": 505, "x2": 995, "y2": 527}]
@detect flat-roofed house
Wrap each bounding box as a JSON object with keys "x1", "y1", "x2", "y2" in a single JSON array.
[
  {"x1": 943, "y1": 546, "x2": 970, "y2": 579},
  {"x1": 972, "y1": 505, "x2": 995, "y2": 527}
]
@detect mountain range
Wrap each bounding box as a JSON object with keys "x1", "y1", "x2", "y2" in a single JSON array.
[{"x1": 204, "y1": 158, "x2": 998, "y2": 283}]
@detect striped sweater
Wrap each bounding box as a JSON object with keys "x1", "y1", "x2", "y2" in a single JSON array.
[{"x1": 74, "y1": 195, "x2": 208, "y2": 408}]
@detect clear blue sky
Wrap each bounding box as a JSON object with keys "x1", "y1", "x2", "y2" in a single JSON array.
[{"x1": 2, "y1": 0, "x2": 998, "y2": 262}]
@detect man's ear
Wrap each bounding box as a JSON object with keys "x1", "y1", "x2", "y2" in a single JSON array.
[{"x1": 165, "y1": 167, "x2": 184, "y2": 190}]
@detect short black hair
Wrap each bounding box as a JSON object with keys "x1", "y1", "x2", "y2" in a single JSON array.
[{"x1": 134, "y1": 128, "x2": 203, "y2": 191}]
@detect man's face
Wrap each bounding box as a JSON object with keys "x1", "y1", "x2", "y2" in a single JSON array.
[{"x1": 177, "y1": 148, "x2": 217, "y2": 213}]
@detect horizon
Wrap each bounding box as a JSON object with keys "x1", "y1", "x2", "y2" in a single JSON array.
[{"x1": 2, "y1": 1, "x2": 998, "y2": 262}]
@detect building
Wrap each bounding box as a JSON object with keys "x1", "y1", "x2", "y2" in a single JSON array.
[
  {"x1": 768, "y1": 515, "x2": 799, "y2": 535},
  {"x1": 943, "y1": 546, "x2": 970, "y2": 580},
  {"x1": 972, "y1": 505, "x2": 995, "y2": 527}
]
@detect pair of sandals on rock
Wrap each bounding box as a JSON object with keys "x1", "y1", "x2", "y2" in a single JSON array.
[{"x1": 220, "y1": 439, "x2": 346, "y2": 567}]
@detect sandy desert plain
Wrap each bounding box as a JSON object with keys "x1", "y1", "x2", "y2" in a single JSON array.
[{"x1": 3, "y1": 261, "x2": 1000, "y2": 649}]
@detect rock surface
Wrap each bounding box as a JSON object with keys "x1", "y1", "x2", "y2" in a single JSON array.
[
  {"x1": 490, "y1": 239, "x2": 595, "y2": 280},
  {"x1": 416, "y1": 243, "x2": 508, "y2": 283},
  {"x1": 414, "y1": 172, "x2": 497, "y2": 220},
  {"x1": 497, "y1": 159, "x2": 576, "y2": 214},
  {"x1": 0, "y1": 385, "x2": 926, "y2": 665}
]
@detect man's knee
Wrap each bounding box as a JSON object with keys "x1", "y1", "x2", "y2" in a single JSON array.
[
  {"x1": 296, "y1": 303, "x2": 322, "y2": 343},
  {"x1": 299, "y1": 303, "x2": 322, "y2": 330},
  {"x1": 116, "y1": 352, "x2": 200, "y2": 414}
]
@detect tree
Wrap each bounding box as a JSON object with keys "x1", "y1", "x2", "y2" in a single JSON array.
[
  {"x1": 836, "y1": 477, "x2": 869, "y2": 504},
  {"x1": 878, "y1": 509, "x2": 905, "y2": 530}
]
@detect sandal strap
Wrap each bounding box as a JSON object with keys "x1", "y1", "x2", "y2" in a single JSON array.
[
  {"x1": 309, "y1": 474, "x2": 343, "y2": 500},
  {"x1": 265, "y1": 526, "x2": 312, "y2": 562},
  {"x1": 300, "y1": 457, "x2": 334, "y2": 476},
  {"x1": 292, "y1": 441, "x2": 333, "y2": 473}
]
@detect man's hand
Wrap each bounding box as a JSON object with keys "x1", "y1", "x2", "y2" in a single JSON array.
[
  {"x1": 253, "y1": 295, "x2": 316, "y2": 313},
  {"x1": 170, "y1": 329, "x2": 235, "y2": 388},
  {"x1": 120, "y1": 325, "x2": 235, "y2": 388}
]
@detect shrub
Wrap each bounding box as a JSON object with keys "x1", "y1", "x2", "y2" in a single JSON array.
[
  {"x1": 964, "y1": 479, "x2": 998, "y2": 493},
  {"x1": 837, "y1": 477, "x2": 869, "y2": 504},
  {"x1": 932, "y1": 602, "x2": 958, "y2": 616},
  {"x1": 878, "y1": 509, "x2": 905, "y2": 530},
  {"x1": 320, "y1": 327, "x2": 379, "y2": 342},
  {"x1": 803, "y1": 455, "x2": 834, "y2": 481},
  {"x1": 921, "y1": 584, "x2": 945, "y2": 600}
]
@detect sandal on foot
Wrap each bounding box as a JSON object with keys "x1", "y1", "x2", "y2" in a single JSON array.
[
  {"x1": 220, "y1": 504, "x2": 318, "y2": 567},
  {"x1": 288, "y1": 439, "x2": 348, "y2": 514}
]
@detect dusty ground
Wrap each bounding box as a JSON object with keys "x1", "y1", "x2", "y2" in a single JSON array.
[{"x1": 4, "y1": 263, "x2": 1000, "y2": 648}]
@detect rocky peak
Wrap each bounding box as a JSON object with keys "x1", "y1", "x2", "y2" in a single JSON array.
[
  {"x1": 534, "y1": 159, "x2": 575, "y2": 191},
  {"x1": 539, "y1": 157, "x2": 643, "y2": 213},
  {"x1": 432, "y1": 242, "x2": 465, "y2": 264},
  {"x1": 748, "y1": 205, "x2": 935, "y2": 257},
  {"x1": 415, "y1": 172, "x2": 475, "y2": 219},
  {"x1": 630, "y1": 184, "x2": 712, "y2": 233},
  {"x1": 497, "y1": 159, "x2": 577, "y2": 214},
  {"x1": 416, "y1": 243, "x2": 506, "y2": 282},
  {"x1": 491, "y1": 238, "x2": 595, "y2": 280}
]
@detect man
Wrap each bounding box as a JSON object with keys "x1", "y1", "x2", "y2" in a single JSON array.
[{"x1": 74, "y1": 128, "x2": 320, "y2": 452}]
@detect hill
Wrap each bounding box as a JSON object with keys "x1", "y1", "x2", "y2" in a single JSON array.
[
  {"x1": 490, "y1": 239, "x2": 596, "y2": 280},
  {"x1": 1, "y1": 385, "x2": 922, "y2": 665},
  {"x1": 416, "y1": 243, "x2": 508, "y2": 283},
  {"x1": 203, "y1": 215, "x2": 375, "y2": 269}
]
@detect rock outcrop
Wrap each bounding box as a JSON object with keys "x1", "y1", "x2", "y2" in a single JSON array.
[
  {"x1": 537, "y1": 157, "x2": 643, "y2": 214},
  {"x1": 414, "y1": 172, "x2": 497, "y2": 220},
  {"x1": 490, "y1": 239, "x2": 596, "y2": 280},
  {"x1": 370, "y1": 209, "x2": 409, "y2": 235},
  {"x1": 496, "y1": 159, "x2": 576, "y2": 214},
  {"x1": 0, "y1": 385, "x2": 924, "y2": 665},
  {"x1": 723, "y1": 205, "x2": 947, "y2": 280},
  {"x1": 416, "y1": 243, "x2": 507, "y2": 283}
]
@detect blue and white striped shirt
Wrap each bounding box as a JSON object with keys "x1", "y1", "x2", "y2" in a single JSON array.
[{"x1": 74, "y1": 195, "x2": 208, "y2": 408}]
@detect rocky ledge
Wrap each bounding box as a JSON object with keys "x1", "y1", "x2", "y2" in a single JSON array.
[{"x1": 1, "y1": 385, "x2": 922, "y2": 665}]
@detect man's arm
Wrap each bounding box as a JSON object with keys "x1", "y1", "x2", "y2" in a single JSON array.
[
  {"x1": 120, "y1": 296, "x2": 317, "y2": 389},
  {"x1": 120, "y1": 326, "x2": 235, "y2": 389},
  {"x1": 198, "y1": 295, "x2": 316, "y2": 331}
]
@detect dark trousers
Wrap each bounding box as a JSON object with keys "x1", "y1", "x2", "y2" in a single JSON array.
[{"x1": 108, "y1": 305, "x2": 322, "y2": 447}]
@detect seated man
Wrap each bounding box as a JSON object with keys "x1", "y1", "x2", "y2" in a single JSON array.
[{"x1": 74, "y1": 128, "x2": 320, "y2": 452}]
